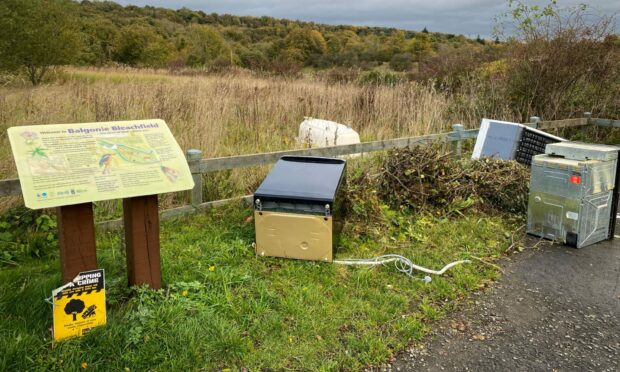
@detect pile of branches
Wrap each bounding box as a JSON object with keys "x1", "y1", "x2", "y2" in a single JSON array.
[{"x1": 376, "y1": 145, "x2": 530, "y2": 216}]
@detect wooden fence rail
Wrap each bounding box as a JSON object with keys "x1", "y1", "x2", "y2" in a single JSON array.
[
  {"x1": 590, "y1": 118, "x2": 620, "y2": 129},
  {"x1": 193, "y1": 128, "x2": 478, "y2": 173},
  {"x1": 0, "y1": 128, "x2": 477, "y2": 199},
  {"x1": 0, "y1": 116, "x2": 616, "y2": 229},
  {"x1": 0, "y1": 179, "x2": 21, "y2": 198}
]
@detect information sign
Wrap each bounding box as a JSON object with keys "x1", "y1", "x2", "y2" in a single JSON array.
[{"x1": 8, "y1": 119, "x2": 193, "y2": 209}]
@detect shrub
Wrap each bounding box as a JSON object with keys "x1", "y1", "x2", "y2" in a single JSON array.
[
  {"x1": 389, "y1": 53, "x2": 414, "y2": 71},
  {"x1": 496, "y1": 1, "x2": 619, "y2": 120},
  {"x1": 414, "y1": 44, "x2": 504, "y2": 92},
  {"x1": 185, "y1": 25, "x2": 231, "y2": 67},
  {"x1": 238, "y1": 49, "x2": 268, "y2": 70},
  {"x1": 209, "y1": 56, "x2": 234, "y2": 72},
  {"x1": 266, "y1": 57, "x2": 301, "y2": 77},
  {"x1": 0, "y1": 207, "x2": 58, "y2": 265},
  {"x1": 323, "y1": 67, "x2": 360, "y2": 84},
  {"x1": 357, "y1": 70, "x2": 402, "y2": 86}
]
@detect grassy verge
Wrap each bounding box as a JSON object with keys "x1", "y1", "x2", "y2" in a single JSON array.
[{"x1": 0, "y1": 200, "x2": 518, "y2": 370}]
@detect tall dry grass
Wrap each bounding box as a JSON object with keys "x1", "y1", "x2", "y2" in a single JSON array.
[{"x1": 0, "y1": 67, "x2": 515, "y2": 213}]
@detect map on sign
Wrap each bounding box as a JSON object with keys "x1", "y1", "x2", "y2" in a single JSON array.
[{"x1": 8, "y1": 119, "x2": 194, "y2": 209}]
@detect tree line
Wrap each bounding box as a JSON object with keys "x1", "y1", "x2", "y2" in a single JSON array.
[
  {"x1": 1, "y1": 0, "x2": 617, "y2": 123},
  {"x1": 0, "y1": 0, "x2": 487, "y2": 84}
]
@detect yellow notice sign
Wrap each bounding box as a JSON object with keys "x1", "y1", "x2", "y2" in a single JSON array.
[
  {"x1": 7, "y1": 119, "x2": 194, "y2": 209},
  {"x1": 52, "y1": 269, "x2": 106, "y2": 341}
]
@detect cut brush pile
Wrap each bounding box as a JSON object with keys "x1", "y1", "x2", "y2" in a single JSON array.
[{"x1": 375, "y1": 145, "x2": 530, "y2": 216}]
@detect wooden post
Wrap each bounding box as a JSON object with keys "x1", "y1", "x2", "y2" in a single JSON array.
[
  {"x1": 528, "y1": 116, "x2": 541, "y2": 129},
  {"x1": 57, "y1": 203, "x2": 97, "y2": 283},
  {"x1": 583, "y1": 112, "x2": 592, "y2": 125},
  {"x1": 186, "y1": 149, "x2": 203, "y2": 207},
  {"x1": 123, "y1": 195, "x2": 161, "y2": 289},
  {"x1": 451, "y1": 123, "x2": 464, "y2": 158}
]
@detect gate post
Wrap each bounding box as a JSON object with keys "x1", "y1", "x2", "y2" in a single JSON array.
[
  {"x1": 186, "y1": 149, "x2": 203, "y2": 207},
  {"x1": 451, "y1": 123, "x2": 464, "y2": 158}
]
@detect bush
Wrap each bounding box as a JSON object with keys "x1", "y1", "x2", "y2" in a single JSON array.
[
  {"x1": 167, "y1": 58, "x2": 187, "y2": 73},
  {"x1": 389, "y1": 53, "x2": 414, "y2": 71},
  {"x1": 322, "y1": 67, "x2": 360, "y2": 84},
  {"x1": 414, "y1": 44, "x2": 503, "y2": 92},
  {"x1": 357, "y1": 70, "x2": 402, "y2": 86},
  {"x1": 266, "y1": 57, "x2": 301, "y2": 77},
  {"x1": 209, "y1": 56, "x2": 234, "y2": 72},
  {"x1": 185, "y1": 24, "x2": 231, "y2": 68},
  {"x1": 0, "y1": 207, "x2": 58, "y2": 265},
  {"x1": 238, "y1": 49, "x2": 268, "y2": 70},
  {"x1": 496, "y1": 2, "x2": 619, "y2": 120}
]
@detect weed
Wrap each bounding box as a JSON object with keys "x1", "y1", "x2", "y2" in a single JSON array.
[{"x1": 0, "y1": 207, "x2": 57, "y2": 265}]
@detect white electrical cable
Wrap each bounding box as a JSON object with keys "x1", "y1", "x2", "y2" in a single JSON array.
[{"x1": 333, "y1": 254, "x2": 470, "y2": 282}]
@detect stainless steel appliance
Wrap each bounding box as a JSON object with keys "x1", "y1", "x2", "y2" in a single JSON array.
[{"x1": 527, "y1": 142, "x2": 620, "y2": 248}]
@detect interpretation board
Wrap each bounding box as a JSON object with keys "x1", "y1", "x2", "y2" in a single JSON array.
[
  {"x1": 7, "y1": 119, "x2": 193, "y2": 209},
  {"x1": 52, "y1": 269, "x2": 106, "y2": 342}
]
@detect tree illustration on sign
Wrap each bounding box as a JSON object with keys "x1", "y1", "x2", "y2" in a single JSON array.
[{"x1": 64, "y1": 299, "x2": 85, "y2": 321}]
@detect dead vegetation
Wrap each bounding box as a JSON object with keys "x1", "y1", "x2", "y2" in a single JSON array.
[
  {"x1": 0, "y1": 67, "x2": 518, "y2": 213},
  {"x1": 347, "y1": 145, "x2": 530, "y2": 221},
  {"x1": 378, "y1": 145, "x2": 530, "y2": 215}
]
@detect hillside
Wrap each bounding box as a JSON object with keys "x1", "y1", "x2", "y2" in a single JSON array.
[{"x1": 77, "y1": 0, "x2": 487, "y2": 69}]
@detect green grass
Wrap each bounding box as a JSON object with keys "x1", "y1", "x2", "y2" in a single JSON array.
[
  {"x1": 61, "y1": 69, "x2": 173, "y2": 85},
  {"x1": 0, "y1": 202, "x2": 516, "y2": 370}
]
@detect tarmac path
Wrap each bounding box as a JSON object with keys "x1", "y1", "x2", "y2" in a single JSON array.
[{"x1": 391, "y1": 214, "x2": 620, "y2": 371}]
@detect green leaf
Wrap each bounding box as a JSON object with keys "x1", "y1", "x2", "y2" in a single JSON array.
[{"x1": 0, "y1": 232, "x2": 13, "y2": 242}]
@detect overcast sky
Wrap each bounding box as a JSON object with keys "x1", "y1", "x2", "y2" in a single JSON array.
[{"x1": 114, "y1": 1, "x2": 618, "y2": 38}]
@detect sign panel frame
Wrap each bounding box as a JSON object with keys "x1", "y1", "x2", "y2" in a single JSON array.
[{"x1": 7, "y1": 119, "x2": 194, "y2": 209}]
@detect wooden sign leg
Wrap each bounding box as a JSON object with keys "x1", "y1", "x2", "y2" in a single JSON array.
[
  {"x1": 123, "y1": 195, "x2": 162, "y2": 289},
  {"x1": 57, "y1": 203, "x2": 97, "y2": 283}
]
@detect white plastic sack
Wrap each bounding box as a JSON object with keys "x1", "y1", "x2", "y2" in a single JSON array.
[{"x1": 298, "y1": 117, "x2": 360, "y2": 148}]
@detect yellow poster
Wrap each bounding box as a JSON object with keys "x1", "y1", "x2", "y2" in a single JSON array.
[
  {"x1": 52, "y1": 269, "x2": 106, "y2": 342},
  {"x1": 7, "y1": 119, "x2": 194, "y2": 209}
]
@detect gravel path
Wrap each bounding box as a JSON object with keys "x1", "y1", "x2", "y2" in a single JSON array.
[{"x1": 391, "y1": 217, "x2": 620, "y2": 372}]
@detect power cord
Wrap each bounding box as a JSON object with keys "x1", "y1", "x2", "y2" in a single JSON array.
[{"x1": 333, "y1": 254, "x2": 470, "y2": 282}]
